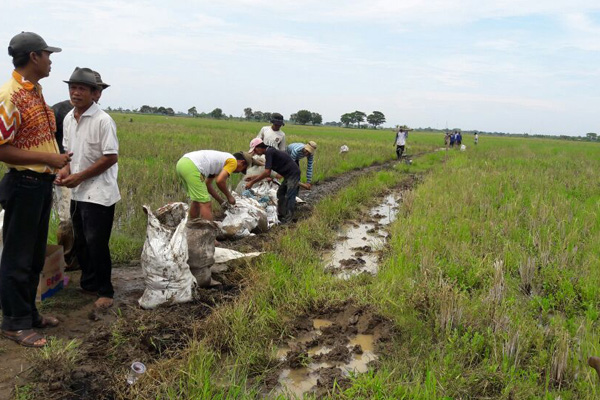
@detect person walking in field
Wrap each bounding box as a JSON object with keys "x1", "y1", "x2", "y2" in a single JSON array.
[
  {"x1": 474, "y1": 132, "x2": 479, "y2": 145},
  {"x1": 245, "y1": 138, "x2": 300, "y2": 223},
  {"x1": 286, "y1": 141, "x2": 317, "y2": 190},
  {"x1": 456, "y1": 131, "x2": 462, "y2": 147},
  {"x1": 450, "y1": 131, "x2": 456, "y2": 148},
  {"x1": 394, "y1": 125, "x2": 411, "y2": 160},
  {"x1": 0, "y1": 32, "x2": 70, "y2": 347},
  {"x1": 56, "y1": 67, "x2": 119, "y2": 309},
  {"x1": 176, "y1": 150, "x2": 252, "y2": 220},
  {"x1": 444, "y1": 131, "x2": 451, "y2": 147},
  {"x1": 256, "y1": 112, "x2": 286, "y2": 151}
]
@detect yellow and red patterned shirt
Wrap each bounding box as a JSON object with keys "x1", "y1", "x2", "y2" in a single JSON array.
[{"x1": 0, "y1": 70, "x2": 60, "y2": 173}]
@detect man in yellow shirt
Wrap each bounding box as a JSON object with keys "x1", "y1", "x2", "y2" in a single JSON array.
[
  {"x1": 176, "y1": 150, "x2": 252, "y2": 220},
  {"x1": 0, "y1": 32, "x2": 70, "y2": 348}
]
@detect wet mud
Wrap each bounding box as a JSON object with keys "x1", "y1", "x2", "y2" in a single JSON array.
[
  {"x1": 324, "y1": 192, "x2": 401, "y2": 279},
  {"x1": 266, "y1": 302, "x2": 393, "y2": 398}
]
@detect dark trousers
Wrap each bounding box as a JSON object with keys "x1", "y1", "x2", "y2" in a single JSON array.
[
  {"x1": 0, "y1": 172, "x2": 53, "y2": 331},
  {"x1": 396, "y1": 145, "x2": 405, "y2": 159},
  {"x1": 71, "y1": 201, "x2": 115, "y2": 298},
  {"x1": 277, "y1": 174, "x2": 300, "y2": 223}
]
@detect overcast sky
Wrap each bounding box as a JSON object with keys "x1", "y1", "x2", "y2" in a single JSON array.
[{"x1": 2, "y1": 1, "x2": 600, "y2": 135}]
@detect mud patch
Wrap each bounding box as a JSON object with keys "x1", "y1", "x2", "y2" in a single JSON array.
[
  {"x1": 324, "y1": 192, "x2": 402, "y2": 278},
  {"x1": 267, "y1": 302, "x2": 393, "y2": 398}
]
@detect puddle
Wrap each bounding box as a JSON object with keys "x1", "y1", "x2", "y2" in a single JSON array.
[
  {"x1": 324, "y1": 193, "x2": 401, "y2": 278},
  {"x1": 274, "y1": 317, "x2": 380, "y2": 398}
]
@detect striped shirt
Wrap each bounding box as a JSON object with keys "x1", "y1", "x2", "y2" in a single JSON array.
[{"x1": 286, "y1": 142, "x2": 314, "y2": 183}]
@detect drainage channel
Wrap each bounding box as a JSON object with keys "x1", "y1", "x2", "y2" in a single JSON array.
[
  {"x1": 324, "y1": 192, "x2": 401, "y2": 279},
  {"x1": 273, "y1": 189, "x2": 405, "y2": 397}
]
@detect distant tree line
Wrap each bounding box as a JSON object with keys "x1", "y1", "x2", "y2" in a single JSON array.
[{"x1": 340, "y1": 111, "x2": 386, "y2": 129}]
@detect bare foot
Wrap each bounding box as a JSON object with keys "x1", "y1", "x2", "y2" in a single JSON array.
[
  {"x1": 588, "y1": 356, "x2": 600, "y2": 379},
  {"x1": 94, "y1": 297, "x2": 114, "y2": 309}
]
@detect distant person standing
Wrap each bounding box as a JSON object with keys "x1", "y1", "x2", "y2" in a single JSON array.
[
  {"x1": 286, "y1": 141, "x2": 317, "y2": 190},
  {"x1": 444, "y1": 131, "x2": 451, "y2": 147},
  {"x1": 256, "y1": 112, "x2": 286, "y2": 151},
  {"x1": 456, "y1": 131, "x2": 462, "y2": 147},
  {"x1": 449, "y1": 132, "x2": 456, "y2": 148},
  {"x1": 56, "y1": 67, "x2": 120, "y2": 309},
  {"x1": 474, "y1": 132, "x2": 479, "y2": 145},
  {"x1": 394, "y1": 125, "x2": 411, "y2": 160},
  {"x1": 0, "y1": 32, "x2": 69, "y2": 348}
]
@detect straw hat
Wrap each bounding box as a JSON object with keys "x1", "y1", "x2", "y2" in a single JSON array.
[{"x1": 304, "y1": 141, "x2": 317, "y2": 154}]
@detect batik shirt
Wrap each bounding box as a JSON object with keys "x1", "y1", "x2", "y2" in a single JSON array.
[{"x1": 0, "y1": 71, "x2": 59, "y2": 173}]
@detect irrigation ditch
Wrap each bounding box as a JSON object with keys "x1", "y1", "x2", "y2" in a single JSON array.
[{"x1": 2, "y1": 156, "x2": 428, "y2": 400}]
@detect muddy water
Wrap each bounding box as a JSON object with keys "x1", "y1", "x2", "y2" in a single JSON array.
[
  {"x1": 275, "y1": 319, "x2": 378, "y2": 398},
  {"x1": 324, "y1": 193, "x2": 400, "y2": 278}
]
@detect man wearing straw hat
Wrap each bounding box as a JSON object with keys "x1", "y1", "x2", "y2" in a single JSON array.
[
  {"x1": 286, "y1": 141, "x2": 317, "y2": 190},
  {"x1": 55, "y1": 67, "x2": 120, "y2": 309},
  {"x1": 394, "y1": 125, "x2": 412, "y2": 160}
]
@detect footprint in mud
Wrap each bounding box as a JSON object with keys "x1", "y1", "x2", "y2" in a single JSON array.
[{"x1": 268, "y1": 304, "x2": 392, "y2": 398}]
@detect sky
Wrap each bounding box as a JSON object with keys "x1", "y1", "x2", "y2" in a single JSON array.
[{"x1": 2, "y1": 1, "x2": 600, "y2": 135}]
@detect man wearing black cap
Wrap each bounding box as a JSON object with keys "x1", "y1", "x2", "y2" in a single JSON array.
[
  {"x1": 0, "y1": 32, "x2": 70, "y2": 347},
  {"x1": 256, "y1": 112, "x2": 286, "y2": 151},
  {"x1": 55, "y1": 67, "x2": 120, "y2": 310}
]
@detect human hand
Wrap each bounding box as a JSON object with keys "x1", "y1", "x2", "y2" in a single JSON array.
[
  {"x1": 47, "y1": 152, "x2": 72, "y2": 169},
  {"x1": 227, "y1": 195, "x2": 236, "y2": 205},
  {"x1": 245, "y1": 182, "x2": 253, "y2": 190},
  {"x1": 61, "y1": 172, "x2": 84, "y2": 188}
]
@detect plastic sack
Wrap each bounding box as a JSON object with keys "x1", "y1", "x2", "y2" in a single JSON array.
[
  {"x1": 54, "y1": 186, "x2": 78, "y2": 269},
  {"x1": 340, "y1": 145, "x2": 349, "y2": 153},
  {"x1": 214, "y1": 247, "x2": 262, "y2": 264},
  {"x1": 220, "y1": 193, "x2": 268, "y2": 239},
  {"x1": 186, "y1": 218, "x2": 217, "y2": 287},
  {"x1": 460, "y1": 144, "x2": 467, "y2": 151},
  {"x1": 139, "y1": 202, "x2": 196, "y2": 309}
]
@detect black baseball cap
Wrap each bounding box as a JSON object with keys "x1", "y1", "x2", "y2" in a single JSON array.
[
  {"x1": 271, "y1": 112, "x2": 285, "y2": 126},
  {"x1": 8, "y1": 32, "x2": 61, "y2": 57}
]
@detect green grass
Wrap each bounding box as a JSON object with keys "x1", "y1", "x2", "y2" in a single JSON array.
[
  {"x1": 123, "y1": 134, "x2": 600, "y2": 399},
  {"x1": 1, "y1": 114, "x2": 442, "y2": 261}
]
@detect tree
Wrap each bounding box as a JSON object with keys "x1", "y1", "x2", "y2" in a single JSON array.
[
  {"x1": 586, "y1": 132, "x2": 597, "y2": 141},
  {"x1": 140, "y1": 105, "x2": 153, "y2": 114},
  {"x1": 165, "y1": 107, "x2": 175, "y2": 116},
  {"x1": 295, "y1": 109, "x2": 312, "y2": 125},
  {"x1": 209, "y1": 108, "x2": 224, "y2": 119},
  {"x1": 289, "y1": 113, "x2": 298, "y2": 123},
  {"x1": 188, "y1": 106, "x2": 197, "y2": 117},
  {"x1": 244, "y1": 107, "x2": 253, "y2": 120},
  {"x1": 351, "y1": 111, "x2": 366, "y2": 128},
  {"x1": 253, "y1": 111, "x2": 264, "y2": 121},
  {"x1": 340, "y1": 113, "x2": 352, "y2": 127},
  {"x1": 311, "y1": 112, "x2": 323, "y2": 125},
  {"x1": 367, "y1": 111, "x2": 386, "y2": 128}
]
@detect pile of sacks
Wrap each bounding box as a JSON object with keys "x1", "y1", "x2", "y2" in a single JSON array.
[{"x1": 138, "y1": 202, "x2": 262, "y2": 309}]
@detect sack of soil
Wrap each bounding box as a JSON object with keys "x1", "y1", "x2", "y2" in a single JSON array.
[
  {"x1": 186, "y1": 218, "x2": 217, "y2": 288},
  {"x1": 56, "y1": 220, "x2": 78, "y2": 271},
  {"x1": 219, "y1": 193, "x2": 268, "y2": 239},
  {"x1": 54, "y1": 185, "x2": 78, "y2": 269},
  {"x1": 139, "y1": 203, "x2": 196, "y2": 309}
]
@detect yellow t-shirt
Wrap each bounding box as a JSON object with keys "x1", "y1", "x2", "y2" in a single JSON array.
[
  {"x1": 223, "y1": 158, "x2": 237, "y2": 175},
  {"x1": 0, "y1": 71, "x2": 60, "y2": 173}
]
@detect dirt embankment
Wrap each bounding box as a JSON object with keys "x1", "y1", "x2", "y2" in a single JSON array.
[{"x1": 0, "y1": 158, "x2": 410, "y2": 400}]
